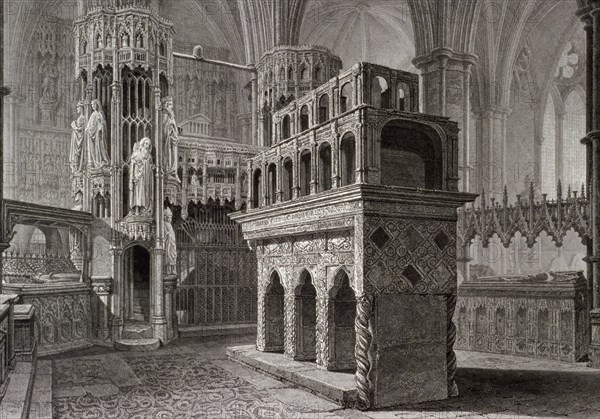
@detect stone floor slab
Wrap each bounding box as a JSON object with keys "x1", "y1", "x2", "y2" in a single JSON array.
[{"x1": 38, "y1": 336, "x2": 600, "y2": 418}]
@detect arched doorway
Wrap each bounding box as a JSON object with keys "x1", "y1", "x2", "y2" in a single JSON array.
[
  {"x1": 328, "y1": 270, "x2": 356, "y2": 371},
  {"x1": 295, "y1": 270, "x2": 317, "y2": 361},
  {"x1": 124, "y1": 245, "x2": 151, "y2": 322},
  {"x1": 265, "y1": 271, "x2": 285, "y2": 351}
]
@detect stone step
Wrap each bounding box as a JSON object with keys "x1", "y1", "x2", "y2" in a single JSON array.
[
  {"x1": 122, "y1": 322, "x2": 154, "y2": 339},
  {"x1": 227, "y1": 345, "x2": 358, "y2": 408},
  {"x1": 29, "y1": 360, "x2": 52, "y2": 419},
  {"x1": 115, "y1": 338, "x2": 161, "y2": 352},
  {"x1": 2, "y1": 360, "x2": 36, "y2": 418}
]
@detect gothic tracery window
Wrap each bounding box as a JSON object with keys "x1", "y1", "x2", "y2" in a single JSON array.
[
  {"x1": 541, "y1": 95, "x2": 556, "y2": 198},
  {"x1": 562, "y1": 91, "x2": 586, "y2": 192},
  {"x1": 540, "y1": 90, "x2": 586, "y2": 198}
]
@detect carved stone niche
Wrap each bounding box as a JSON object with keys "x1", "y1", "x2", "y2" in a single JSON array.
[{"x1": 119, "y1": 214, "x2": 155, "y2": 242}]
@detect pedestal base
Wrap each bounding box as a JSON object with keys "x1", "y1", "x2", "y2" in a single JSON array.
[
  {"x1": 227, "y1": 345, "x2": 358, "y2": 407},
  {"x1": 370, "y1": 294, "x2": 449, "y2": 408},
  {"x1": 152, "y1": 317, "x2": 168, "y2": 343}
]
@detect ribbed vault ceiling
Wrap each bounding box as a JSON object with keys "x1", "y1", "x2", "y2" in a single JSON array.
[{"x1": 299, "y1": 0, "x2": 416, "y2": 71}]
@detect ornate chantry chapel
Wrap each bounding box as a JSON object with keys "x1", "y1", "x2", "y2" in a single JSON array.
[{"x1": 2, "y1": 0, "x2": 600, "y2": 417}]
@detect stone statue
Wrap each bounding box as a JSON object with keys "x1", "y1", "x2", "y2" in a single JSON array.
[
  {"x1": 39, "y1": 59, "x2": 58, "y2": 105},
  {"x1": 86, "y1": 99, "x2": 110, "y2": 169},
  {"x1": 129, "y1": 137, "x2": 154, "y2": 215},
  {"x1": 72, "y1": 191, "x2": 83, "y2": 211},
  {"x1": 164, "y1": 207, "x2": 177, "y2": 274},
  {"x1": 70, "y1": 103, "x2": 86, "y2": 174},
  {"x1": 215, "y1": 91, "x2": 225, "y2": 123},
  {"x1": 162, "y1": 97, "x2": 179, "y2": 177}
]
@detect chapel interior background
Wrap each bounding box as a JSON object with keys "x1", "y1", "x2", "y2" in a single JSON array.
[{"x1": 0, "y1": 0, "x2": 599, "y2": 413}]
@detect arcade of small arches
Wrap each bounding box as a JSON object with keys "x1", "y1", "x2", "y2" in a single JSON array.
[
  {"x1": 276, "y1": 76, "x2": 415, "y2": 144},
  {"x1": 262, "y1": 267, "x2": 356, "y2": 370},
  {"x1": 250, "y1": 119, "x2": 446, "y2": 210}
]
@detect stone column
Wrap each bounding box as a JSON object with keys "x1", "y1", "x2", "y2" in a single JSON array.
[
  {"x1": 262, "y1": 161, "x2": 268, "y2": 206},
  {"x1": 356, "y1": 121, "x2": 365, "y2": 183},
  {"x1": 181, "y1": 162, "x2": 189, "y2": 218},
  {"x1": 414, "y1": 50, "x2": 477, "y2": 192},
  {"x1": 111, "y1": 65, "x2": 123, "y2": 221},
  {"x1": 283, "y1": 291, "x2": 297, "y2": 359},
  {"x1": 0, "y1": 0, "x2": 7, "y2": 295},
  {"x1": 247, "y1": 161, "x2": 254, "y2": 208},
  {"x1": 292, "y1": 145, "x2": 300, "y2": 199},
  {"x1": 3, "y1": 95, "x2": 19, "y2": 200},
  {"x1": 311, "y1": 138, "x2": 318, "y2": 194},
  {"x1": 235, "y1": 162, "x2": 242, "y2": 209},
  {"x1": 583, "y1": 15, "x2": 594, "y2": 317},
  {"x1": 251, "y1": 77, "x2": 258, "y2": 146},
  {"x1": 110, "y1": 246, "x2": 123, "y2": 340},
  {"x1": 555, "y1": 110, "x2": 565, "y2": 183},
  {"x1": 276, "y1": 156, "x2": 283, "y2": 202},
  {"x1": 202, "y1": 160, "x2": 208, "y2": 204},
  {"x1": 163, "y1": 274, "x2": 178, "y2": 342},
  {"x1": 69, "y1": 226, "x2": 84, "y2": 271},
  {"x1": 258, "y1": 111, "x2": 265, "y2": 147},
  {"x1": 332, "y1": 130, "x2": 340, "y2": 188},
  {"x1": 153, "y1": 82, "x2": 167, "y2": 342},
  {"x1": 472, "y1": 106, "x2": 511, "y2": 198},
  {"x1": 580, "y1": 1, "x2": 600, "y2": 367},
  {"x1": 91, "y1": 277, "x2": 111, "y2": 342}
]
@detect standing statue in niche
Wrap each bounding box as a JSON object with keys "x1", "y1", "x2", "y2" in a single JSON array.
[
  {"x1": 162, "y1": 97, "x2": 179, "y2": 178},
  {"x1": 69, "y1": 103, "x2": 86, "y2": 174},
  {"x1": 129, "y1": 137, "x2": 154, "y2": 215},
  {"x1": 215, "y1": 90, "x2": 225, "y2": 123},
  {"x1": 39, "y1": 58, "x2": 59, "y2": 105},
  {"x1": 86, "y1": 99, "x2": 110, "y2": 169},
  {"x1": 164, "y1": 206, "x2": 177, "y2": 274}
]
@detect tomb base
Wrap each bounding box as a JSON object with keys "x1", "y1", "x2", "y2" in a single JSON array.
[
  {"x1": 227, "y1": 345, "x2": 358, "y2": 407},
  {"x1": 589, "y1": 309, "x2": 600, "y2": 368}
]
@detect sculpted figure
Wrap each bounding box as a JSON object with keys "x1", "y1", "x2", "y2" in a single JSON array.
[
  {"x1": 164, "y1": 207, "x2": 177, "y2": 274},
  {"x1": 70, "y1": 103, "x2": 86, "y2": 173},
  {"x1": 129, "y1": 137, "x2": 154, "y2": 215},
  {"x1": 86, "y1": 99, "x2": 110, "y2": 168},
  {"x1": 162, "y1": 97, "x2": 179, "y2": 177},
  {"x1": 39, "y1": 59, "x2": 58, "y2": 104}
]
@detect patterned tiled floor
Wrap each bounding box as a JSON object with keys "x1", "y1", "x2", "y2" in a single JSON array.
[{"x1": 46, "y1": 335, "x2": 600, "y2": 418}]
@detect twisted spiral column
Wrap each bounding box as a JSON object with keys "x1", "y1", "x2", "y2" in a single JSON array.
[
  {"x1": 354, "y1": 294, "x2": 373, "y2": 410},
  {"x1": 447, "y1": 293, "x2": 459, "y2": 397}
]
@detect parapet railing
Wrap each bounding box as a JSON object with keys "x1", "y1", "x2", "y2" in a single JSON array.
[{"x1": 457, "y1": 181, "x2": 591, "y2": 249}]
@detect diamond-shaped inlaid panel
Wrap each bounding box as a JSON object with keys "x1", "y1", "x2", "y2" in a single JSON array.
[
  {"x1": 401, "y1": 225, "x2": 424, "y2": 253},
  {"x1": 434, "y1": 230, "x2": 450, "y2": 251},
  {"x1": 363, "y1": 217, "x2": 458, "y2": 295},
  {"x1": 370, "y1": 226, "x2": 390, "y2": 250},
  {"x1": 402, "y1": 265, "x2": 422, "y2": 287}
]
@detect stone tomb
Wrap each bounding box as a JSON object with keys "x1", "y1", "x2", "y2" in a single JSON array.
[
  {"x1": 456, "y1": 271, "x2": 589, "y2": 362},
  {"x1": 230, "y1": 61, "x2": 476, "y2": 410}
]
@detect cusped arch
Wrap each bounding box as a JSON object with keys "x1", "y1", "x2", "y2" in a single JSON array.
[
  {"x1": 328, "y1": 266, "x2": 353, "y2": 297},
  {"x1": 123, "y1": 240, "x2": 153, "y2": 253},
  {"x1": 267, "y1": 268, "x2": 285, "y2": 291},
  {"x1": 295, "y1": 268, "x2": 314, "y2": 295}
]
